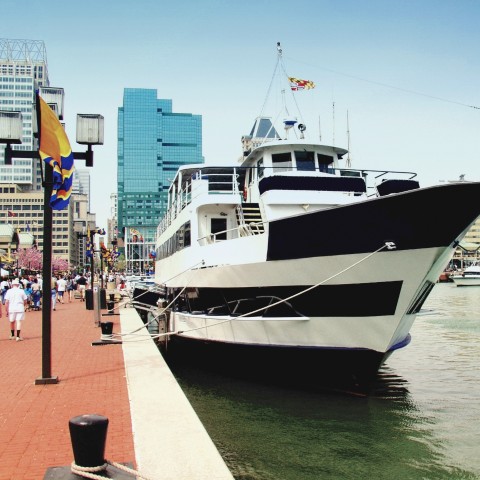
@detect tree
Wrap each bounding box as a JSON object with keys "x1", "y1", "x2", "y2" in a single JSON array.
[
  {"x1": 16, "y1": 247, "x2": 42, "y2": 271},
  {"x1": 16, "y1": 247, "x2": 69, "y2": 273},
  {"x1": 52, "y1": 257, "x2": 69, "y2": 273}
]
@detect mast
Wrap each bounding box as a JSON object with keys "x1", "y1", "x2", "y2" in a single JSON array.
[
  {"x1": 332, "y1": 102, "x2": 335, "y2": 146},
  {"x1": 346, "y1": 110, "x2": 351, "y2": 168}
]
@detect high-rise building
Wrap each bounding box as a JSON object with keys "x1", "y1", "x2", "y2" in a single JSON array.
[
  {"x1": 0, "y1": 39, "x2": 49, "y2": 190},
  {"x1": 117, "y1": 88, "x2": 203, "y2": 246},
  {"x1": 72, "y1": 168, "x2": 91, "y2": 209}
]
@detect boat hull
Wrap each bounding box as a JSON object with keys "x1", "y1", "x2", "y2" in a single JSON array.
[
  {"x1": 451, "y1": 276, "x2": 480, "y2": 286},
  {"x1": 161, "y1": 333, "x2": 409, "y2": 392}
]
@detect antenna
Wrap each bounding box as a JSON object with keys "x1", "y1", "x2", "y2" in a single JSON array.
[
  {"x1": 318, "y1": 115, "x2": 322, "y2": 142},
  {"x1": 346, "y1": 110, "x2": 351, "y2": 168},
  {"x1": 332, "y1": 102, "x2": 335, "y2": 146}
]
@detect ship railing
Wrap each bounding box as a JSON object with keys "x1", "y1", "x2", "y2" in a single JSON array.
[
  {"x1": 198, "y1": 226, "x2": 238, "y2": 245},
  {"x1": 236, "y1": 222, "x2": 264, "y2": 237},
  {"x1": 198, "y1": 220, "x2": 265, "y2": 245},
  {"x1": 158, "y1": 171, "x2": 242, "y2": 236}
]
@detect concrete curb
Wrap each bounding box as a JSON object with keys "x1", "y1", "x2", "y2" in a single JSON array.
[{"x1": 120, "y1": 307, "x2": 234, "y2": 479}]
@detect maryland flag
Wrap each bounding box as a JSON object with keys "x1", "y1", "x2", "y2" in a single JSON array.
[
  {"x1": 288, "y1": 77, "x2": 315, "y2": 91},
  {"x1": 38, "y1": 94, "x2": 74, "y2": 210}
]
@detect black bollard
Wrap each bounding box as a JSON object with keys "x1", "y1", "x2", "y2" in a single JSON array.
[
  {"x1": 69, "y1": 414, "x2": 108, "y2": 468},
  {"x1": 107, "y1": 301, "x2": 115, "y2": 314},
  {"x1": 100, "y1": 322, "x2": 114, "y2": 339}
]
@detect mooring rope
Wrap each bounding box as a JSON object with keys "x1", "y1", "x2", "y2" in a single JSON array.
[
  {"x1": 151, "y1": 241, "x2": 396, "y2": 338},
  {"x1": 71, "y1": 459, "x2": 154, "y2": 480},
  {"x1": 109, "y1": 261, "x2": 204, "y2": 341}
]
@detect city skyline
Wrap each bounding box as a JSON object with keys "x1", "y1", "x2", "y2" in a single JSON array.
[{"x1": 1, "y1": 0, "x2": 479, "y2": 231}]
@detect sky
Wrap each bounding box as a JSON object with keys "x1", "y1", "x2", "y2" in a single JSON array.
[{"x1": 2, "y1": 0, "x2": 480, "y2": 232}]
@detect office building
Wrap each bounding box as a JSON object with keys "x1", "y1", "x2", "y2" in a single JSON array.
[
  {"x1": 0, "y1": 38, "x2": 49, "y2": 190},
  {"x1": 72, "y1": 168, "x2": 91, "y2": 209},
  {"x1": 117, "y1": 88, "x2": 203, "y2": 248},
  {"x1": 0, "y1": 184, "x2": 76, "y2": 265}
]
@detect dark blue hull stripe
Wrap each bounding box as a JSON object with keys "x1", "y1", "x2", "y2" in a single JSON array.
[
  {"x1": 267, "y1": 182, "x2": 480, "y2": 260},
  {"x1": 167, "y1": 281, "x2": 402, "y2": 317}
]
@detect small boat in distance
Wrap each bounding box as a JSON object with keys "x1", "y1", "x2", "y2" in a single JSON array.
[
  {"x1": 438, "y1": 271, "x2": 452, "y2": 282},
  {"x1": 135, "y1": 43, "x2": 480, "y2": 391},
  {"x1": 451, "y1": 264, "x2": 480, "y2": 286}
]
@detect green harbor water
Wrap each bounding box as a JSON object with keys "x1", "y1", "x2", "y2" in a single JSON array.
[{"x1": 166, "y1": 283, "x2": 480, "y2": 479}]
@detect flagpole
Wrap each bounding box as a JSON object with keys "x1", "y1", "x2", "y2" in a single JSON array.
[{"x1": 35, "y1": 92, "x2": 58, "y2": 385}]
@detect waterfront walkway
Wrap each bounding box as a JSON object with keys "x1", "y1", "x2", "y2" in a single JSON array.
[{"x1": 0, "y1": 292, "x2": 233, "y2": 479}]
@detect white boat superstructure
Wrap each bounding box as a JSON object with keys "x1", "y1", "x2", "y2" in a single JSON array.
[{"x1": 451, "y1": 264, "x2": 480, "y2": 286}]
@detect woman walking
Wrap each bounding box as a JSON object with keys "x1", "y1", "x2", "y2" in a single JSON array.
[
  {"x1": 66, "y1": 276, "x2": 75, "y2": 302},
  {"x1": 51, "y1": 275, "x2": 57, "y2": 311}
]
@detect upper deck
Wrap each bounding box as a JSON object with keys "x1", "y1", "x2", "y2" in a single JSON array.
[{"x1": 157, "y1": 140, "x2": 418, "y2": 239}]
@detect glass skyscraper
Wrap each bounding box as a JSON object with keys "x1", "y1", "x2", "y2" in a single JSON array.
[{"x1": 117, "y1": 88, "x2": 203, "y2": 245}]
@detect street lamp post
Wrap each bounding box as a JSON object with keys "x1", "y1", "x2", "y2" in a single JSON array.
[
  {"x1": 0, "y1": 88, "x2": 104, "y2": 385},
  {"x1": 89, "y1": 229, "x2": 95, "y2": 289}
]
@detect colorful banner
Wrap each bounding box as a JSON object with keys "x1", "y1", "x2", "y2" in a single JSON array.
[{"x1": 38, "y1": 94, "x2": 75, "y2": 210}]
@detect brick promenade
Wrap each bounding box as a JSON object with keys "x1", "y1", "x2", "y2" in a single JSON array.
[{"x1": 0, "y1": 294, "x2": 135, "y2": 480}]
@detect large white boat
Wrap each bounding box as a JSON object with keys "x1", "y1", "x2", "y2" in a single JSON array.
[
  {"x1": 451, "y1": 264, "x2": 480, "y2": 286},
  {"x1": 137, "y1": 44, "x2": 480, "y2": 389}
]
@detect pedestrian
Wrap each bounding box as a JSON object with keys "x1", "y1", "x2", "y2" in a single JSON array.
[
  {"x1": 51, "y1": 275, "x2": 57, "y2": 311},
  {"x1": 1, "y1": 276, "x2": 10, "y2": 305},
  {"x1": 24, "y1": 283, "x2": 33, "y2": 311},
  {"x1": 66, "y1": 276, "x2": 75, "y2": 302},
  {"x1": 56, "y1": 276, "x2": 67, "y2": 304},
  {"x1": 31, "y1": 279, "x2": 41, "y2": 311},
  {"x1": 75, "y1": 273, "x2": 87, "y2": 301},
  {"x1": 5, "y1": 278, "x2": 28, "y2": 341}
]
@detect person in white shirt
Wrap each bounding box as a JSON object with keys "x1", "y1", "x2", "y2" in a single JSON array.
[
  {"x1": 5, "y1": 279, "x2": 28, "y2": 341},
  {"x1": 56, "y1": 277, "x2": 67, "y2": 304},
  {"x1": 0, "y1": 277, "x2": 10, "y2": 305}
]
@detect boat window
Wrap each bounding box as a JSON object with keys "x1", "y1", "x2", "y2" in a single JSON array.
[
  {"x1": 184, "y1": 221, "x2": 191, "y2": 247},
  {"x1": 317, "y1": 153, "x2": 334, "y2": 173},
  {"x1": 272, "y1": 152, "x2": 292, "y2": 172},
  {"x1": 295, "y1": 151, "x2": 316, "y2": 171},
  {"x1": 211, "y1": 218, "x2": 227, "y2": 241},
  {"x1": 258, "y1": 158, "x2": 264, "y2": 179},
  {"x1": 250, "y1": 165, "x2": 257, "y2": 184}
]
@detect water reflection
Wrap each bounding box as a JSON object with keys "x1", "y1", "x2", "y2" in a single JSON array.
[{"x1": 165, "y1": 283, "x2": 480, "y2": 479}]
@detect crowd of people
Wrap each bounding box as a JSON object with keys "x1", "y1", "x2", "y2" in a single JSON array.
[{"x1": 1, "y1": 271, "x2": 130, "y2": 342}]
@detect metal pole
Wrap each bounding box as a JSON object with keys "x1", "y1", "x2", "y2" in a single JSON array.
[
  {"x1": 35, "y1": 162, "x2": 58, "y2": 385},
  {"x1": 90, "y1": 232, "x2": 95, "y2": 289},
  {"x1": 100, "y1": 255, "x2": 104, "y2": 289}
]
